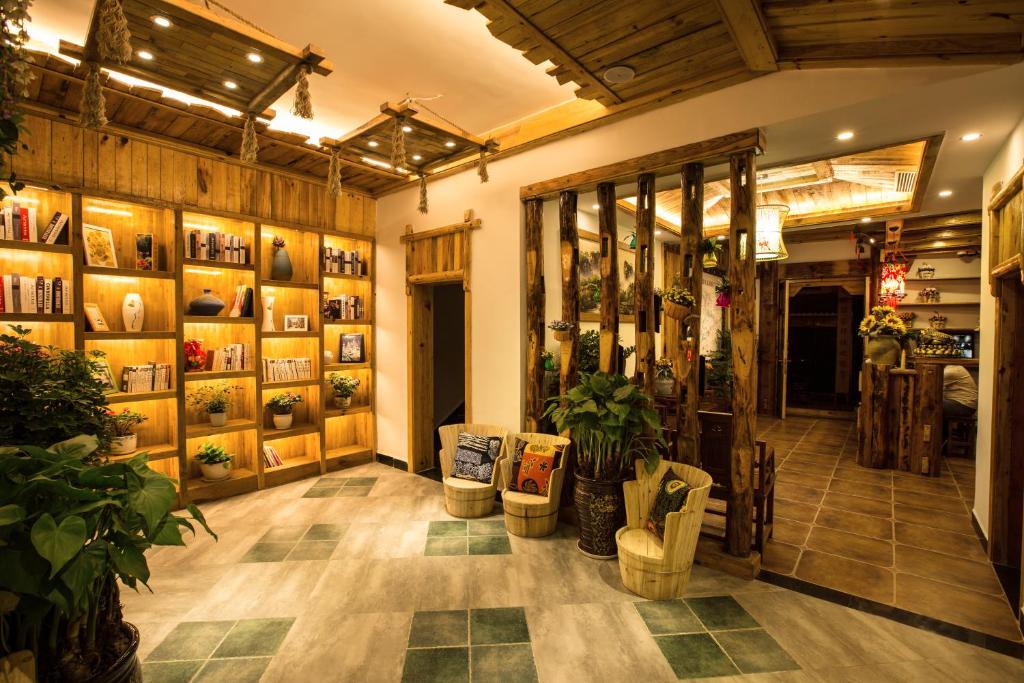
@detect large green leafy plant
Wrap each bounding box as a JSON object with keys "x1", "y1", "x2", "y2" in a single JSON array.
[
  {"x1": 544, "y1": 372, "x2": 663, "y2": 480},
  {"x1": 0, "y1": 435, "x2": 215, "y2": 680},
  {"x1": 0, "y1": 0, "x2": 33, "y2": 203}
]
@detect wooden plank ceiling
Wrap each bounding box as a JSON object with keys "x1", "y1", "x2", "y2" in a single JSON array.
[{"x1": 445, "y1": 0, "x2": 1024, "y2": 106}]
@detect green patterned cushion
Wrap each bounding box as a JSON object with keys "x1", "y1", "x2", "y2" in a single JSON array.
[{"x1": 646, "y1": 468, "x2": 691, "y2": 540}]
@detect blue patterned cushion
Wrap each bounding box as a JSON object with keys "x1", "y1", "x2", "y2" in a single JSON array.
[{"x1": 453, "y1": 432, "x2": 502, "y2": 483}]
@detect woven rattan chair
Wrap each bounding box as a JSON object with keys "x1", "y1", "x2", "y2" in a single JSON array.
[
  {"x1": 500, "y1": 432, "x2": 572, "y2": 537},
  {"x1": 616, "y1": 459, "x2": 712, "y2": 600},
  {"x1": 438, "y1": 424, "x2": 509, "y2": 518}
]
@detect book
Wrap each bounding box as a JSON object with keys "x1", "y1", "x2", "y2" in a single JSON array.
[
  {"x1": 84, "y1": 303, "x2": 110, "y2": 331},
  {"x1": 40, "y1": 211, "x2": 69, "y2": 244}
]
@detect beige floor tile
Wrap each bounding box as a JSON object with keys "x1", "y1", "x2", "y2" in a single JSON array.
[
  {"x1": 814, "y1": 507, "x2": 893, "y2": 541},
  {"x1": 821, "y1": 492, "x2": 892, "y2": 518},
  {"x1": 828, "y1": 478, "x2": 892, "y2": 502},
  {"x1": 893, "y1": 522, "x2": 987, "y2": 562},
  {"x1": 775, "y1": 482, "x2": 826, "y2": 505},
  {"x1": 774, "y1": 518, "x2": 812, "y2": 546},
  {"x1": 893, "y1": 489, "x2": 967, "y2": 515},
  {"x1": 893, "y1": 504, "x2": 975, "y2": 535},
  {"x1": 794, "y1": 551, "x2": 894, "y2": 604},
  {"x1": 831, "y1": 466, "x2": 893, "y2": 486},
  {"x1": 894, "y1": 574, "x2": 1022, "y2": 642},
  {"x1": 763, "y1": 540, "x2": 801, "y2": 574},
  {"x1": 776, "y1": 498, "x2": 820, "y2": 524},
  {"x1": 894, "y1": 545, "x2": 1005, "y2": 595},
  {"x1": 806, "y1": 527, "x2": 893, "y2": 567}
]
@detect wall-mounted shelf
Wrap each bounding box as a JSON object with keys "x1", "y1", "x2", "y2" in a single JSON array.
[{"x1": 0, "y1": 240, "x2": 72, "y2": 255}]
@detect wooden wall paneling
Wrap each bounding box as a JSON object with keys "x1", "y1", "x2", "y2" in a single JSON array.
[
  {"x1": 677, "y1": 162, "x2": 703, "y2": 465},
  {"x1": 726, "y1": 151, "x2": 756, "y2": 557},
  {"x1": 525, "y1": 199, "x2": 545, "y2": 431},
  {"x1": 559, "y1": 191, "x2": 580, "y2": 394},
  {"x1": 757, "y1": 260, "x2": 780, "y2": 416},
  {"x1": 71, "y1": 194, "x2": 86, "y2": 351},
  {"x1": 597, "y1": 182, "x2": 620, "y2": 374},
  {"x1": 634, "y1": 173, "x2": 656, "y2": 396}
]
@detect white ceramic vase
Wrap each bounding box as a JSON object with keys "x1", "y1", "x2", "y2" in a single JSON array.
[
  {"x1": 199, "y1": 460, "x2": 231, "y2": 482},
  {"x1": 273, "y1": 413, "x2": 293, "y2": 430},
  {"x1": 109, "y1": 433, "x2": 137, "y2": 455},
  {"x1": 262, "y1": 296, "x2": 275, "y2": 332},
  {"x1": 209, "y1": 412, "x2": 227, "y2": 427},
  {"x1": 122, "y1": 293, "x2": 144, "y2": 332}
]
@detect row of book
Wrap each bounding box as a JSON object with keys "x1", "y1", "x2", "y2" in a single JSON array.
[
  {"x1": 1, "y1": 207, "x2": 69, "y2": 245},
  {"x1": 323, "y1": 294, "x2": 365, "y2": 321},
  {"x1": 226, "y1": 285, "x2": 256, "y2": 318},
  {"x1": 0, "y1": 274, "x2": 71, "y2": 314},
  {"x1": 262, "y1": 444, "x2": 285, "y2": 468},
  {"x1": 263, "y1": 357, "x2": 312, "y2": 382},
  {"x1": 322, "y1": 248, "x2": 367, "y2": 276},
  {"x1": 122, "y1": 363, "x2": 173, "y2": 393},
  {"x1": 206, "y1": 344, "x2": 253, "y2": 372},
  {"x1": 186, "y1": 229, "x2": 250, "y2": 263}
]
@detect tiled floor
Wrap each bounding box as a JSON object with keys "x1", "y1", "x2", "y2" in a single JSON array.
[
  {"x1": 123, "y1": 461, "x2": 1024, "y2": 682},
  {"x1": 425, "y1": 519, "x2": 513, "y2": 556},
  {"x1": 757, "y1": 416, "x2": 1023, "y2": 644}
]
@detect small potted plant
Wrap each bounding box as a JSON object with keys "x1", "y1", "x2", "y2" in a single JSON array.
[
  {"x1": 661, "y1": 286, "x2": 696, "y2": 320},
  {"x1": 858, "y1": 305, "x2": 907, "y2": 365},
  {"x1": 107, "y1": 408, "x2": 147, "y2": 455},
  {"x1": 715, "y1": 279, "x2": 732, "y2": 307},
  {"x1": 919, "y1": 286, "x2": 940, "y2": 303},
  {"x1": 701, "y1": 238, "x2": 722, "y2": 269},
  {"x1": 187, "y1": 384, "x2": 241, "y2": 427},
  {"x1": 654, "y1": 358, "x2": 675, "y2": 397},
  {"x1": 916, "y1": 263, "x2": 936, "y2": 279},
  {"x1": 328, "y1": 373, "x2": 360, "y2": 410},
  {"x1": 267, "y1": 392, "x2": 303, "y2": 429},
  {"x1": 194, "y1": 442, "x2": 231, "y2": 481},
  {"x1": 548, "y1": 320, "x2": 573, "y2": 342},
  {"x1": 542, "y1": 349, "x2": 557, "y2": 372},
  {"x1": 929, "y1": 312, "x2": 948, "y2": 330},
  {"x1": 270, "y1": 235, "x2": 293, "y2": 281}
]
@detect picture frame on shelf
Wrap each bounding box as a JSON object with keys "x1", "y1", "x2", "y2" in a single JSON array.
[
  {"x1": 135, "y1": 233, "x2": 154, "y2": 271},
  {"x1": 92, "y1": 359, "x2": 119, "y2": 394},
  {"x1": 284, "y1": 314, "x2": 309, "y2": 331},
  {"x1": 82, "y1": 224, "x2": 118, "y2": 268},
  {"x1": 340, "y1": 333, "x2": 365, "y2": 363},
  {"x1": 83, "y1": 302, "x2": 110, "y2": 332}
]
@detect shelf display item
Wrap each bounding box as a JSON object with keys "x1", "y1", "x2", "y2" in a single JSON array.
[
  {"x1": 187, "y1": 289, "x2": 226, "y2": 316},
  {"x1": 135, "y1": 233, "x2": 153, "y2": 270},
  {"x1": 82, "y1": 224, "x2": 118, "y2": 267},
  {"x1": 121, "y1": 293, "x2": 144, "y2": 332},
  {"x1": 262, "y1": 295, "x2": 275, "y2": 331},
  {"x1": 340, "y1": 333, "x2": 365, "y2": 363},
  {"x1": 84, "y1": 302, "x2": 110, "y2": 332}
]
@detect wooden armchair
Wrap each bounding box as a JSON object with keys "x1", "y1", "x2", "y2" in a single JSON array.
[
  {"x1": 500, "y1": 432, "x2": 572, "y2": 537},
  {"x1": 439, "y1": 424, "x2": 509, "y2": 518},
  {"x1": 616, "y1": 459, "x2": 712, "y2": 600}
]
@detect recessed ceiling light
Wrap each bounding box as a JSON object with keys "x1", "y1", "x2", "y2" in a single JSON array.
[
  {"x1": 367, "y1": 140, "x2": 379, "y2": 147},
  {"x1": 223, "y1": 80, "x2": 237, "y2": 90},
  {"x1": 603, "y1": 65, "x2": 635, "y2": 83},
  {"x1": 444, "y1": 141, "x2": 456, "y2": 148},
  {"x1": 412, "y1": 154, "x2": 422, "y2": 161},
  {"x1": 960, "y1": 132, "x2": 982, "y2": 142},
  {"x1": 137, "y1": 50, "x2": 154, "y2": 61},
  {"x1": 246, "y1": 52, "x2": 263, "y2": 64},
  {"x1": 152, "y1": 15, "x2": 171, "y2": 28},
  {"x1": 402, "y1": 125, "x2": 412, "y2": 133},
  {"x1": 860, "y1": 217, "x2": 871, "y2": 223},
  {"x1": 836, "y1": 130, "x2": 854, "y2": 141},
  {"x1": 938, "y1": 189, "x2": 953, "y2": 197},
  {"x1": 869, "y1": 237, "x2": 876, "y2": 244}
]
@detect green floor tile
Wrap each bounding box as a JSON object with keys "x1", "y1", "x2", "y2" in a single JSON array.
[
  {"x1": 471, "y1": 644, "x2": 538, "y2": 683},
  {"x1": 302, "y1": 523, "x2": 348, "y2": 541},
  {"x1": 239, "y1": 542, "x2": 294, "y2": 563},
  {"x1": 345, "y1": 477, "x2": 378, "y2": 486},
  {"x1": 302, "y1": 487, "x2": 336, "y2": 498},
  {"x1": 634, "y1": 600, "x2": 704, "y2": 635},
  {"x1": 468, "y1": 519, "x2": 507, "y2": 536},
  {"x1": 425, "y1": 537, "x2": 468, "y2": 556},
  {"x1": 311, "y1": 478, "x2": 345, "y2": 489},
  {"x1": 212, "y1": 618, "x2": 295, "y2": 658},
  {"x1": 713, "y1": 629, "x2": 799, "y2": 674},
  {"x1": 470, "y1": 607, "x2": 530, "y2": 645},
  {"x1": 685, "y1": 596, "x2": 759, "y2": 631},
  {"x1": 193, "y1": 657, "x2": 271, "y2": 683},
  {"x1": 408, "y1": 610, "x2": 468, "y2": 647},
  {"x1": 141, "y1": 660, "x2": 204, "y2": 683},
  {"x1": 146, "y1": 621, "x2": 234, "y2": 661},
  {"x1": 468, "y1": 535, "x2": 511, "y2": 555},
  {"x1": 654, "y1": 633, "x2": 739, "y2": 679},
  {"x1": 286, "y1": 540, "x2": 338, "y2": 560},
  {"x1": 336, "y1": 486, "x2": 372, "y2": 497},
  {"x1": 428, "y1": 520, "x2": 468, "y2": 537},
  {"x1": 401, "y1": 647, "x2": 469, "y2": 683},
  {"x1": 259, "y1": 525, "x2": 309, "y2": 543}
]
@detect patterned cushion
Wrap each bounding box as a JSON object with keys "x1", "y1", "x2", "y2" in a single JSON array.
[
  {"x1": 515, "y1": 444, "x2": 562, "y2": 496},
  {"x1": 508, "y1": 438, "x2": 563, "y2": 493},
  {"x1": 646, "y1": 468, "x2": 691, "y2": 540},
  {"x1": 452, "y1": 432, "x2": 503, "y2": 483}
]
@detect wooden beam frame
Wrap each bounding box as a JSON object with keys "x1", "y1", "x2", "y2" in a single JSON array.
[
  {"x1": 677, "y1": 162, "x2": 704, "y2": 464},
  {"x1": 715, "y1": 0, "x2": 778, "y2": 72},
  {"x1": 597, "y1": 182, "x2": 620, "y2": 374},
  {"x1": 634, "y1": 173, "x2": 657, "y2": 396},
  {"x1": 559, "y1": 191, "x2": 581, "y2": 395},
  {"x1": 525, "y1": 198, "x2": 545, "y2": 432}
]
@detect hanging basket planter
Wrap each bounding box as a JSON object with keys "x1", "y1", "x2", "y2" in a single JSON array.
[
  {"x1": 663, "y1": 299, "x2": 692, "y2": 321},
  {"x1": 553, "y1": 329, "x2": 572, "y2": 342}
]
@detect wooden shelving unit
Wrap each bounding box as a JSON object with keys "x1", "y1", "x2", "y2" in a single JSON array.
[{"x1": 3, "y1": 187, "x2": 377, "y2": 504}]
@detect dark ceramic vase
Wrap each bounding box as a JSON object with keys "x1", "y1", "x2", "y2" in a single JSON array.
[
  {"x1": 271, "y1": 248, "x2": 293, "y2": 281},
  {"x1": 574, "y1": 472, "x2": 626, "y2": 559},
  {"x1": 83, "y1": 622, "x2": 140, "y2": 683},
  {"x1": 187, "y1": 289, "x2": 225, "y2": 316}
]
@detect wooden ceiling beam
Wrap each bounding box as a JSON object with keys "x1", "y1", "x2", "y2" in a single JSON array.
[{"x1": 714, "y1": 0, "x2": 779, "y2": 72}]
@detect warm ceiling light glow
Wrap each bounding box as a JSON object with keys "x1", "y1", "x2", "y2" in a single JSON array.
[
  {"x1": 655, "y1": 229, "x2": 663, "y2": 236},
  {"x1": 861, "y1": 217, "x2": 871, "y2": 223},
  {"x1": 183, "y1": 223, "x2": 220, "y2": 231},
  {"x1": 869, "y1": 237, "x2": 876, "y2": 244},
  {"x1": 592, "y1": 204, "x2": 600, "y2": 210},
  {"x1": 960, "y1": 132, "x2": 982, "y2": 142},
  {"x1": 185, "y1": 268, "x2": 221, "y2": 276},
  {"x1": 152, "y1": 16, "x2": 171, "y2": 28},
  {"x1": 246, "y1": 52, "x2": 263, "y2": 64},
  {"x1": 361, "y1": 156, "x2": 392, "y2": 169},
  {"x1": 2, "y1": 196, "x2": 39, "y2": 204},
  {"x1": 85, "y1": 205, "x2": 132, "y2": 216},
  {"x1": 402, "y1": 125, "x2": 412, "y2": 133},
  {"x1": 755, "y1": 204, "x2": 791, "y2": 261},
  {"x1": 137, "y1": 50, "x2": 154, "y2": 61},
  {"x1": 411, "y1": 154, "x2": 422, "y2": 161},
  {"x1": 938, "y1": 189, "x2": 953, "y2": 197},
  {"x1": 367, "y1": 140, "x2": 379, "y2": 147},
  {"x1": 444, "y1": 141, "x2": 456, "y2": 148},
  {"x1": 836, "y1": 130, "x2": 854, "y2": 141},
  {"x1": 223, "y1": 80, "x2": 237, "y2": 90}
]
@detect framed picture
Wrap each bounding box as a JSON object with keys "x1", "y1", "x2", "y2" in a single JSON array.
[
  {"x1": 83, "y1": 302, "x2": 110, "y2": 332},
  {"x1": 135, "y1": 233, "x2": 153, "y2": 271},
  {"x1": 284, "y1": 314, "x2": 308, "y2": 331},
  {"x1": 340, "y1": 333, "x2": 365, "y2": 363},
  {"x1": 92, "y1": 359, "x2": 119, "y2": 394},
  {"x1": 578, "y1": 229, "x2": 635, "y2": 322},
  {"x1": 82, "y1": 224, "x2": 118, "y2": 268}
]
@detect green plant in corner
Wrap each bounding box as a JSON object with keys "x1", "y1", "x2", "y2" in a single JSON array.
[
  {"x1": 186, "y1": 384, "x2": 241, "y2": 414},
  {"x1": 266, "y1": 392, "x2": 304, "y2": 415},
  {"x1": 107, "y1": 408, "x2": 147, "y2": 436},
  {"x1": 194, "y1": 442, "x2": 230, "y2": 465},
  {"x1": 577, "y1": 329, "x2": 600, "y2": 373}
]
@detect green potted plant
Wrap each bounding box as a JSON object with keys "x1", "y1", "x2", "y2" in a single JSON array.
[
  {"x1": 266, "y1": 392, "x2": 303, "y2": 429},
  {"x1": 654, "y1": 358, "x2": 675, "y2": 397},
  {"x1": 577, "y1": 329, "x2": 600, "y2": 373},
  {"x1": 701, "y1": 238, "x2": 722, "y2": 269},
  {"x1": 705, "y1": 328, "x2": 733, "y2": 410},
  {"x1": 327, "y1": 373, "x2": 360, "y2": 410},
  {"x1": 195, "y1": 442, "x2": 232, "y2": 481},
  {"x1": 544, "y1": 372, "x2": 664, "y2": 558},
  {"x1": 548, "y1": 320, "x2": 573, "y2": 342},
  {"x1": 187, "y1": 384, "x2": 241, "y2": 427},
  {"x1": 858, "y1": 305, "x2": 907, "y2": 365},
  {"x1": 107, "y1": 408, "x2": 147, "y2": 455},
  {"x1": 660, "y1": 286, "x2": 696, "y2": 320}
]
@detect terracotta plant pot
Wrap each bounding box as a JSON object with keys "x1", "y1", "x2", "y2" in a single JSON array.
[
  {"x1": 866, "y1": 335, "x2": 901, "y2": 365},
  {"x1": 334, "y1": 395, "x2": 352, "y2": 410},
  {"x1": 663, "y1": 299, "x2": 691, "y2": 320},
  {"x1": 273, "y1": 413, "x2": 293, "y2": 430},
  {"x1": 199, "y1": 459, "x2": 231, "y2": 482},
  {"x1": 83, "y1": 622, "x2": 141, "y2": 683},
  {"x1": 574, "y1": 472, "x2": 627, "y2": 559},
  {"x1": 109, "y1": 434, "x2": 137, "y2": 456},
  {"x1": 209, "y1": 412, "x2": 227, "y2": 427}
]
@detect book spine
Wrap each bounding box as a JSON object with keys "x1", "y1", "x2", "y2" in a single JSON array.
[{"x1": 35, "y1": 276, "x2": 44, "y2": 314}]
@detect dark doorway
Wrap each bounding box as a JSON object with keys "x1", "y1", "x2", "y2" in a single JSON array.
[
  {"x1": 786, "y1": 285, "x2": 862, "y2": 412},
  {"x1": 431, "y1": 285, "x2": 466, "y2": 465}
]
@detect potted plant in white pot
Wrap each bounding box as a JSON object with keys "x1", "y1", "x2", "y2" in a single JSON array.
[
  {"x1": 186, "y1": 384, "x2": 241, "y2": 427},
  {"x1": 267, "y1": 392, "x2": 303, "y2": 429},
  {"x1": 195, "y1": 442, "x2": 232, "y2": 481},
  {"x1": 328, "y1": 373, "x2": 360, "y2": 410},
  {"x1": 858, "y1": 305, "x2": 907, "y2": 365},
  {"x1": 544, "y1": 372, "x2": 663, "y2": 558},
  {"x1": 107, "y1": 408, "x2": 147, "y2": 455},
  {"x1": 654, "y1": 358, "x2": 675, "y2": 397}
]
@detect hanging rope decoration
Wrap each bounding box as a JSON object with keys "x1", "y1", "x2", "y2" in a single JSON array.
[
  {"x1": 240, "y1": 114, "x2": 259, "y2": 163},
  {"x1": 327, "y1": 149, "x2": 342, "y2": 197},
  {"x1": 291, "y1": 64, "x2": 313, "y2": 119},
  {"x1": 418, "y1": 174, "x2": 428, "y2": 214},
  {"x1": 80, "y1": 63, "x2": 108, "y2": 129},
  {"x1": 96, "y1": 0, "x2": 132, "y2": 63},
  {"x1": 477, "y1": 146, "x2": 489, "y2": 183},
  {"x1": 390, "y1": 116, "x2": 407, "y2": 170}
]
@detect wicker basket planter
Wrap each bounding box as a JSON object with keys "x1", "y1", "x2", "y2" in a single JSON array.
[
  {"x1": 553, "y1": 329, "x2": 572, "y2": 342},
  {"x1": 663, "y1": 299, "x2": 691, "y2": 321}
]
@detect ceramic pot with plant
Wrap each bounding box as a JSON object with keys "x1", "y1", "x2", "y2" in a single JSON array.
[
  {"x1": 270, "y1": 236, "x2": 293, "y2": 281},
  {"x1": 187, "y1": 384, "x2": 241, "y2": 427},
  {"x1": 267, "y1": 392, "x2": 303, "y2": 429},
  {"x1": 328, "y1": 373, "x2": 360, "y2": 410},
  {"x1": 544, "y1": 372, "x2": 663, "y2": 558},
  {"x1": 858, "y1": 305, "x2": 907, "y2": 365},
  {"x1": 701, "y1": 238, "x2": 722, "y2": 269},
  {"x1": 107, "y1": 408, "x2": 147, "y2": 455},
  {"x1": 654, "y1": 358, "x2": 675, "y2": 397},
  {"x1": 661, "y1": 286, "x2": 695, "y2": 320},
  {"x1": 195, "y1": 442, "x2": 232, "y2": 481},
  {"x1": 548, "y1": 320, "x2": 573, "y2": 342}
]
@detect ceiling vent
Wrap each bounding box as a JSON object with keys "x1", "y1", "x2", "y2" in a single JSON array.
[
  {"x1": 895, "y1": 170, "x2": 917, "y2": 193},
  {"x1": 603, "y1": 65, "x2": 635, "y2": 83}
]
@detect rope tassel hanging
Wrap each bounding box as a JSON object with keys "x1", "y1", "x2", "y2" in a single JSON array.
[
  {"x1": 240, "y1": 114, "x2": 258, "y2": 163},
  {"x1": 477, "y1": 147, "x2": 489, "y2": 183},
  {"x1": 96, "y1": 0, "x2": 132, "y2": 63},
  {"x1": 81, "y1": 63, "x2": 108, "y2": 130},
  {"x1": 291, "y1": 64, "x2": 313, "y2": 119},
  {"x1": 391, "y1": 117, "x2": 406, "y2": 170},
  {"x1": 418, "y1": 174, "x2": 428, "y2": 214},
  {"x1": 327, "y1": 150, "x2": 342, "y2": 197}
]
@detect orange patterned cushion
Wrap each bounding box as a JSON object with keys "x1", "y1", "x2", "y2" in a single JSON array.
[{"x1": 515, "y1": 443, "x2": 561, "y2": 496}]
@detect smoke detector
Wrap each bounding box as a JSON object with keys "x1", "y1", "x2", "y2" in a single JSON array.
[{"x1": 603, "y1": 65, "x2": 635, "y2": 83}]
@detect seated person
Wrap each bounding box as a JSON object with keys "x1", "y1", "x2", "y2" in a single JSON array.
[{"x1": 943, "y1": 364, "x2": 977, "y2": 418}]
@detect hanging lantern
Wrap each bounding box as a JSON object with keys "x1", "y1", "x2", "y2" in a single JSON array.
[
  {"x1": 879, "y1": 260, "x2": 907, "y2": 307},
  {"x1": 754, "y1": 204, "x2": 790, "y2": 261}
]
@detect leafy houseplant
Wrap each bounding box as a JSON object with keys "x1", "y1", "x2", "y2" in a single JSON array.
[
  {"x1": 327, "y1": 374, "x2": 360, "y2": 410},
  {"x1": 661, "y1": 286, "x2": 695, "y2": 320},
  {"x1": 186, "y1": 384, "x2": 241, "y2": 427},
  {"x1": 577, "y1": 330, "x2": 601, "y2": 374},
  {"x1": 544, "y1": 372, "x2": 664, "y2": 557},
  {"x1": 858, "y1": 305, "x2": 907, "y2": 365},
  {"x1": 194, "y1": 442, "x2": 231, "y2": 481},
  {"x1": 706, "y1": 328, "x2": 733, "y2": 410},
  {"x1": 107, "y1": 409, "x2": 147, "y2": 456},
  {"x1": 0, "y1": 0, "x2": 32, "y2": 205},
  {"x1": 548, "y1": 320, "x2": 573, "y2": 342},
  {"x1": 0, "y1": 435, "x2": 216, "y2": 682},
  {"x1": 266, "y1": 392, "x2": 303, "y2": 429}
]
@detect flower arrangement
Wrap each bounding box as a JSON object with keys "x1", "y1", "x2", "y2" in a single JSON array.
[
  {"x1": 715, "y1": 278, "x2": 732, "y2": 307},
  {"x1": 918, "y1": 287, "x2": 940, "y2": 303},
  {"x1": 929, "y1": 313, "x2": 948, "y2": 330},
  {"x1": 187, "y1": 385, "x2": 241, "y2": 414},
  {"x1": 655, "y1": 357, "x2": 674, "y2": 379},
  {"x1": 194, "y1": 442, "x2": 231, "y2": 465},
  {"x1": 266, "y1": 392, "x2": 304, "y2": 415},
  {"x1": 184, "y1": 339, "x2": 207, "y2": 372},
  {"x1": 107, "y1": 408, "x2": 147, "y2": 437},
  {"x1": 661, "y1": 286, "x2": 695, "y2": 307},
  {"x1": 328, "y1": 373, "x2": 360, "y2": 398},
  {"x1": 272, "y1": 236, "x2": 286, "y2": 249},
  {"x1": 898, "y1": 311, "x2": 916, "y2": 324},
  {"x1": 858, "y1": 306, "x2": 907, "y2": 338},
  {"x1": 548, "y1": 320, "x2": 573, "y2": 331}
]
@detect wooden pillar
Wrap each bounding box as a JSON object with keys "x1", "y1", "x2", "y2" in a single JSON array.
[
  {"x1": 756, "y1": 261, "x2": 780, "y2": 416},
  {"x1": 597, "y1": 182, "x2": 620, "y2": 374},
  {"x1": 524, "y1": 198, "x2": 545, "y2": 431},
  {"x1": 677, "y1": 162, "x2": 703, "y2": 465},
  {"x1": 634, "y1": 173, "x2": 656, "y2": 395},
  {"x1": 857, "y1": 362, "x2": 892, "y2": 469},
  {"x1": 559, "y1": 191, "x2": 580, "y2": 393},
  {"x1": 726, "y1": 151, "x2": 756, "y2": 558}
]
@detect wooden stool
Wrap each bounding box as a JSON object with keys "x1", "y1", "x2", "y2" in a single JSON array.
[{"x1": 945, "y1": 415, "x2": 977, "y2": 458}]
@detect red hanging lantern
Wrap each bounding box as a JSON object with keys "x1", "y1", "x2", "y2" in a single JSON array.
[{"x1": 879, "y1": 260, "x2": 907, "y2": 307}]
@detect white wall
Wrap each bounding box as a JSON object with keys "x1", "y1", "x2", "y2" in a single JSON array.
[{"x1": 974, "y1": 113, "x2": 1024, "y2": 536}]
